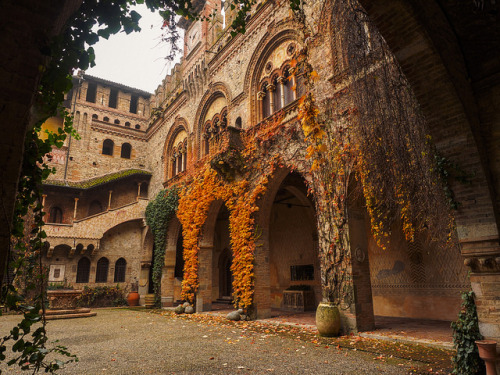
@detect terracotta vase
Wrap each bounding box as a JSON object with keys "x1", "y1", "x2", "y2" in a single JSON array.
[
  {"x1": 127, "y1": 291, "x2": 140, "y2": 307},
  {"x1": 316, "y1": 302, "x2": 341, "y2": 337},
  {"x1": 475, "y1": 340, "x2": 498, "y2": 375}
]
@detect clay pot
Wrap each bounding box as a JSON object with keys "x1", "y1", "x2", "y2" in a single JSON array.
[
  {"x1": 316, "y1": 302, "x2": 341, "y2": 337},
  {"x1": 475, "y1": 340, "x2": 498, "y2": 375},
  {"x1": 127, "y1": 291, "x2": 140, "y2": 307},
  {"x1": 144, "y1": 293, "x2": 156, "y2": 308}
]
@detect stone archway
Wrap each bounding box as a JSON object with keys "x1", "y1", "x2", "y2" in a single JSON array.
[
  {"x1": 161, "y1": 216, "x2": 183, "y2": 306},
  {"x1": 320, "y1": 0, "x2": 500, "y2": 341},
  {"x1": 254, "y1": 169, "x2": 319, "y2": 318},
  {"x1": 195, "y1": 199, "x2": 225, "y2": 312}
]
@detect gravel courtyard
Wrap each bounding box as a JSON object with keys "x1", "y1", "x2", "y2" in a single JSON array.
[{"x1": 0, "y1": 309, "x2": 444, "y2": 374}]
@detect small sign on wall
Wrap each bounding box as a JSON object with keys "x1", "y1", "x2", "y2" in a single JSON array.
[{"x1": 49, "y1": 265, "x2": 65, "y2": 282}]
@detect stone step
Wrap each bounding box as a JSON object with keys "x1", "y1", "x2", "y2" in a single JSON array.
[
  {"x1": 215, "y1": 298, "x2": 233, "y2": 304},
  {"x1": 44, "y1": 311, "x2": 97, "y2": 320},
  {"x1": 44, "y1": 308, "x2": 92, "y2": 316}
]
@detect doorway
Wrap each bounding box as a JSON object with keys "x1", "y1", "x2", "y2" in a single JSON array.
[{"x1": 219, "y1": 248, "x2": 232, "y2": 299}]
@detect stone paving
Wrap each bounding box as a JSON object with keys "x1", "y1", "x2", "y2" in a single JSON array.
[
  {"x1": 207, "y1": 304, "x2": 454, "y2": 348},
  {"x1": 0, "y1": 308, "x2": 443, "y2": 374}
]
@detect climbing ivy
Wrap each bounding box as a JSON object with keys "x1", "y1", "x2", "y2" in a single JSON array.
[
  {"x1": 145, "y1": 187, "x2": 179, "y2": 307},
  {"x1": 451, "y1": 291, "x2": 485, "y2": 375}
]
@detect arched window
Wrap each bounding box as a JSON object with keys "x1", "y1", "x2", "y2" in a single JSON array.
[
  {"x1": 203, "y1": 109, "x2": 227, "y2": 156},
  {"x1": 95, "y1": 257, "x2": 109, "y2": 283},
  {"x1": 88, "y1": 200, "x2": 103, "y2": 216},
  {"x1": 114, "y1": 119, "x2": 120, "y2": 125},
  {"x1": 261, "y1": 84, "x2": 271, "y2": 119},
  {"x1": 171, "y1": 141, "x2": 187, "y2": 178},
  {"x1": 183, "y1": 140, "x2": 188, "y2": 171},
  {"x1": 114, "y1": 258, "x2": 127, "y2": 282},
  {"x1": 177, "y1": 150, "x2": 183, "y2": 174},
  {"x1": 121, "y1": 143, "x2": 132, "y2": 159},
  {"x1": 171, "y1": 147, "x2": 178, "y2": 177},
  {"x1": 258, "y1": 41, "x2": 303, "y2": 122},
  {"x1": 76, "y1": 257, "x2": 90, "y2": 283},
  {"x1": 235, "y1": 117, "x2": 242, "y2": 129},
  {"x1": 203, "y1": 125, "x2": 211, "y2": 155},
  {"x1": 92, "y1": 114, "x2": 98, "y2": 120},
  {"x1": 103, "y1": 116, "x2": 109, "y2": 122},
  {"x1": 48, "y1": 206, "x2": 63, "y2": 224},
  {"x1": 102, "y1": 139, "x2": 114, "y2": 155},
  {"x1": 283, "y1": 67, "x2": 295, "y2": 106},
  {"x1": 272, "y1": 76, "x2": 283, "y2": 111}
]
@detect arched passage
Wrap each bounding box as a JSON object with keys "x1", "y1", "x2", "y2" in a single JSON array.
[
  {"x1": 254, "y1": 169, "x2": 318, "y2": 319},
  {"x1": 212, "y1": 205, "x2": 232, "y2": 304},
  {"x1": 195, "y1": 199, "x2": 225, "y2": 312},
  {"x1": 161, "y1": 216, "x2": 183, "y2": 306},
  {"x1": 218, "y1": 248, "x2": 233, "y2": 300},
  {"x1": 268, "y1": 174, "x2": 320, "y2": 310},
  {"x1": 318, "y1": 0, "x2": 500, "y2": 339}
]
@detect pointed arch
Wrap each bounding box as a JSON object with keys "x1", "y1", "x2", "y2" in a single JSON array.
[
  {"x1": 243, "y1": 23, "x2": 302, "y2": 126},
  {"x1": 194, "y1": 82, "x2": 232, "y2": 159},
  {"x1": 162, "y1": 117, "x2": 189, "y2": 182}
]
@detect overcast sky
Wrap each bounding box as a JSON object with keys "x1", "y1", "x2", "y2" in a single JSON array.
[{"x1": 86, "y1": 4, "x2": 181, "y2": 93}]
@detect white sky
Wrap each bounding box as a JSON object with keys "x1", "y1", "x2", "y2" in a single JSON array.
[{"x1": 86, "y1": 4, "x2": 182, "y2": 93}]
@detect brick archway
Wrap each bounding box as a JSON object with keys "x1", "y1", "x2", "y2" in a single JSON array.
[
  {"x1": 348, "y1": 0, "x2": 500, "y2": 341},
  {"x1": 160, "y1": 216, "x2": 183, "y2": 306},
  {"x1": 253, "y1": 169, "x2": 319, "y2": 318},
  {"x1": 195, "y1": 199, "x2": 225, "y2": 312}
]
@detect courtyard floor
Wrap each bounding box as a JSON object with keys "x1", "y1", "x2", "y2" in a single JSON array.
[
  {"x1": 0, "y1": 308, "x2": 454, "y2": 374},
  {"x1": 208, "y1": 303, "x2": 454, "y2": 348}
]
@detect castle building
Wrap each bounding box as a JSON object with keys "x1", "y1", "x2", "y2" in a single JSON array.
[{"x1": 38, "y1": 0, "x2": 500, "y2": 342}]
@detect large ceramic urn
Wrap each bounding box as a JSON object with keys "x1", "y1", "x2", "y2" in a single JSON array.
[{"x1": 316, "y1": 302, "x2": 341, "y2": 337}]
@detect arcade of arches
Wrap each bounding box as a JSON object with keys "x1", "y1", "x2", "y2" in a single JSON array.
[{"x1": 4, "y1": 0, "x2": 499, "y2": 346}]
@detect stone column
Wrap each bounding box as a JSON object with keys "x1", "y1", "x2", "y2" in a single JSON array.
[
  {"x1": 257, "y1": 91, "x2": 265, "y2": 121},
  {"x1": 183, "y1": 145, "x2": 187, "y2": 171},
  {"x1": 178, "y1": 150, "x2": 184, "y2": 174},
  {"x1": 42, "y1": 194, "x2": 47, "y2": 208},
  {"x1": 73, "y1": 198, "x2": 79, "y2": 220},
  {"x1": 277, "y1": 76, "x2": 286, "y2": 108},
  {"x1": 466, "y1": 255, "x2": 500, "y2": 342},
  {"x1": 137, "y1": 182, "x2": 142, "y2": 201},
  {"x1": 290, "y1": 73, "x2": 297, "y2": 100},
  {"x1": 162, "y1": 249, "x2": 177, "y2": 307},
  {"x1": 253, "y1": 232, "x2": 272, "y2": 319},
  {"x1": 345, "y1": 208, "x2": 375, "y2": 333},
  {"x1": 161, "y1": 265, "x2": 175, "y2": 307},
  {"x1": 196, "y1": 245, "x2": 213, "y2": 312},
  {"x1": 107, "y1": 190, "x2": 113, "y2": 210},
  {"x1": 172, "y1": 153, "x2": 177, "y2": 177},
  {"x1": 267, "y1": 84, "x2": 276, "y2": 114}
]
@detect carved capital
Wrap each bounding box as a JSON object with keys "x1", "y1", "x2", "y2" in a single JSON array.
[
  {"x1": 257, "y1": 91, "x2": 266, "y2": 100},
  {"x1": 464, "y1": 253, "x2": 500, "y2": 273}
]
